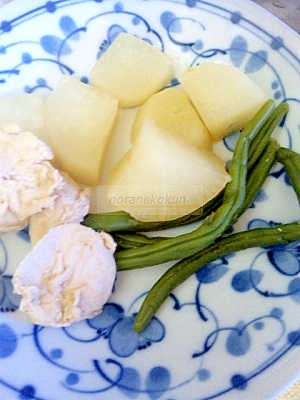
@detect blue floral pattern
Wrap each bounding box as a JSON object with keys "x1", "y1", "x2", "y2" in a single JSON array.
[
  {"x1": 87, "y1": 303, "x2": 165, "y2": 358},
  {"x1": 0, "y1": 0, "x2": 300, "y2": 399}
]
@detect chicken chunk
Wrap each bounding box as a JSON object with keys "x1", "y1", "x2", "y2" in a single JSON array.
[
  {"x1": 13, "y1": 223, "x2": 117, "y2": 327},
  {"x1": 0, "y1": 123, "x2": 63, "y2": 232},
  {"x1": 29, "y1": 172, "x2": 91, "y2": 246}
]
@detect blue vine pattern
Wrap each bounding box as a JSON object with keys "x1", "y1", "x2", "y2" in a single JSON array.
[{"x1": 0, "y1": 1, "x2": 300, "y2": 399}]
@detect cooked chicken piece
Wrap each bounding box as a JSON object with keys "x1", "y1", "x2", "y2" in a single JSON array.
[
  {"x1": 29, "y1": 172, "x2": 90, "y2": 246},
  {"x1": 13, "y1": 223, "x2": 117, "y2": 327},
  {"x1": 0, "y1": 123, "x2": 63, "y2": 232}
]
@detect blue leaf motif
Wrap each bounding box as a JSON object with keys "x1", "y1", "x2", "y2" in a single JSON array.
[
  {"x1": 254, "y1": 188, "x2": 268, "y2": 203},
  {"x1": 19, "y1": 385, "x2": 36, "y2": 399},
  {"x1": 229, "y1": 35, "x2": 247, "y2": 67},
  {"x1": 231, "y1": 269, "x2": 263, "y2": 292},
  {"x1": 119, "y1": 367, "x2": 141, "y2": 399},
  {"x1": 160, "y1": 11, "x2": 181, "y2": 32},
  {"x1": 22, "y1": 52, "x2": 32, "y2": 64},
  {"x1": 17, "y1": 225, "x2": 30, "y2": 242},
  {"x1": 289, "y1": 278, "x2": 300, "y2": 304},
  {"x1": 88, "y1": 303, "x2": 124, "y2": 330},
  {"x1": 271, "y1": 36, "x2": 284, "y2": 50},
  {"x1": 267, "y1": 250, "x2": 300, "y2": 275},
  {"x1": 145, "y1": 366, "x2": 171, "y2": 400},
  {"x1": 40, "y1": 35, "x2": 72, "y2": 56},
  {"x1": 223, "y1": 130, "x2": 240, "y2": 152},
  {"x1": 284, "y1": 170, "x2": 292, "y2": 186},
  {"x1": 226, "y1": 321, "x2": 251, "y2": 356},
  {"x1": 97, "y1": 25, "x2": 126, "y2": 59},
  {"x1": 109, "y1": 316, "x2": 139, "y2": 357},
  {"x1": 287, "y1": 330, "x2": 300, "y2": 346},
  {"x1": 0, "y1": 323, "x2": 18, "y2": 358},
  {"x1": 196, "y1": 262, "x2": 229, "y2": 284},
  {"x1": 142, "y1": 317, "x2": 165, "y2": 342},
  {"x1": 244, "y1": 50, "x2": 268, "y2": 73},
  {"x1": 59, "y1": 16, "x2": 79, "y2": 40},
  {"x1": 88, "y1": 302, "x2": 164, "y2": 357},
  {"x1": 248, "y1": 219, "x2": 279, "y2": 230},
  {"x1": 231, "y1": 373, "x2": 248, "y2": 390},
  {"x1": 107, "y1": 25, "x2": 126, "y2": 44},
  {"x1": 270, "y1": 307, "x2": 283, "y2": 319},
  {"x1": 0, "y1": 275, "x2": 21, "y2": 312}
]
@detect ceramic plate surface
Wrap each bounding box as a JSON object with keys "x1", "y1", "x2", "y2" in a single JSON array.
[{"x1": 0, "y1": 1, "x2": 300, "y2": 399}]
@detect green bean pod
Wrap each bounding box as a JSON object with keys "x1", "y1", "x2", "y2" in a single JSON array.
[
  {"x1": 235, "y1": 139, "x2": 280, "y2": 220},
  {"x1": 247, "y1": 102, "x2": 289, "y2": 169},
  {"x1": 276, "y1": 147, "x2": 300, "y2": 200},
  {"x1": 83, "y1": 190, "x2": 223, "y2": 233},
  {"x1": 116, "y1": 100, "x2": 276, "y2": 270},
  {"x1": 114, "y1": 233, "x2": 164, "y2": 249},
  {"x1": 133, "y1": 220, "x2": 300, "y2": 332}
]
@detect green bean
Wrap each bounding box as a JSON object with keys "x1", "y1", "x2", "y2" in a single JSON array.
[
  {"x1": 276, "y1": 147, "x2": 300, "y2": 200},
  {"x1": 116, "y1": 100, "x2": 276, "y2": 270},
  {"x1": 83, "y1": 210, "x2": 145, "y2": 233},
  {"x1": 235, "y1": 139, "x2": 280, "y2": 221},
  {"x1": 114, "y1": 233, "x2": 164, "y2": 249},
  {"x1": 133, "y1": 220, "x2": 300, "y2": 332},
  {"x1": 83, "y1": 190, "x2": 223, "y2": 233},
  {"x1": 247, "y1": 102, "x2": 289, "y2": 169}
]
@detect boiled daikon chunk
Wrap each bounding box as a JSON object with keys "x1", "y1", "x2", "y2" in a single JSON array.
[
  {"x1": 180, "y1": 62, "x2": 268, "y2": 141},
  {"x1": 44, "y1": 75, "x2": 118, "y2": 185},
  {"x1": 108, "y1": 119, "x2": 230, "y2": 222},
  {"x1": 0, "y1": 93, "x2": 47, "y2": 141},
  {"x1": 89, "y1": 32, "x2": 174, "y2": 108},
  {"x1": 131, "y1": 87, "x2": 212, "y2": 150}
]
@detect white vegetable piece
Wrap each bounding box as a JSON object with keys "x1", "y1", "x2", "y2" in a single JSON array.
[
  {"x1": 131, "y1": 87, "x2": 212, "y2": 150},
  {"x1": 108, "y1": 119, "x2": 230, "y2": 222},
  {"x1": 44, "y1": 75, "x2": 118, "y2": 185},
  {"x1": 13, "y1": 223, "x2": 117, "y2": 327},
  {"x1": 89, "y1": 32, "x2": 174, "y2": 108},
  {"x1": 0, "y1": 93, "x2": 46, "y2": 139},
  {"x1": 180, "y1": 62, "x2": 269, "y2": 141}
]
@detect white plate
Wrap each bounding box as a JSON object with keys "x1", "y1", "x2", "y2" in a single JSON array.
[{"x1": 0, "y1": 1, "x2": 300, "y2": 399}]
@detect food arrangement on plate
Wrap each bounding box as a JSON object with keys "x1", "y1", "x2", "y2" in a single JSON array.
[
  {"x1": 0, "y1": 30, "x2": 287, "y2": 327},
  {"x1": 0, "y1": 1, "x2": 300, "y2": 399}
]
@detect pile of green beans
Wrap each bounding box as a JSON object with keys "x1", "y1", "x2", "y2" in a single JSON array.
[
  {"x1": 134, "y1": 146, "x2": 300, "y2": 332},
  {"x1": 134, "y1": 220, "x2": 300, "y2": 332}
]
